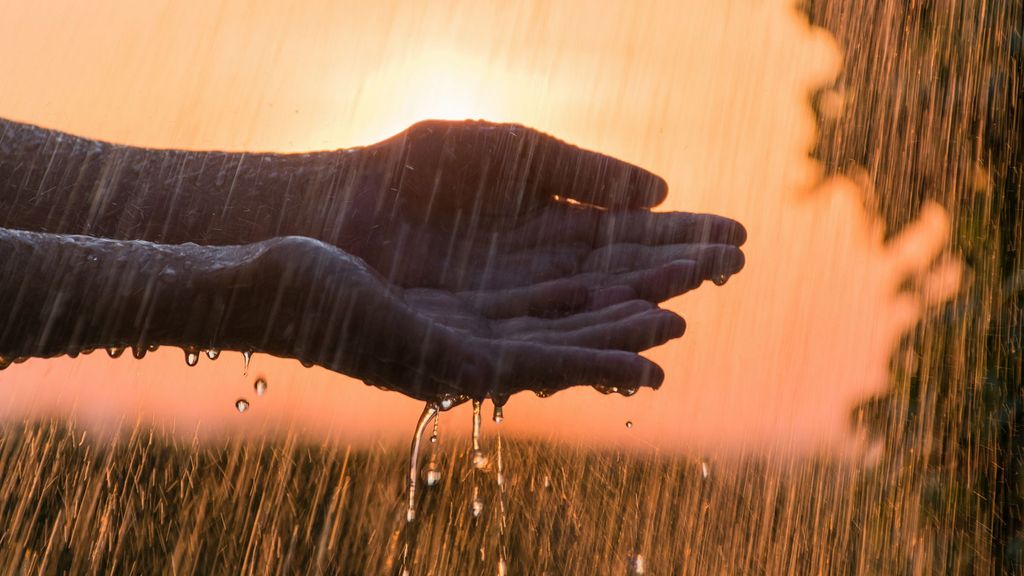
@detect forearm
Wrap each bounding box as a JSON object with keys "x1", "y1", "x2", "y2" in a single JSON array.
[
  {"x1": 0, "y1": 229, "x2": 444, "y2": 392},
  {"x1": 0, "y1": 117, "x2": 374, "y2": 248},
  {"x1": 0, "y1": 227, "x2": 274, "y2": 360}
]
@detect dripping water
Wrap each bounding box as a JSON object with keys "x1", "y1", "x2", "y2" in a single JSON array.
[{"x1": 406, "y1": 402, "x2": 438, "y2": 523}]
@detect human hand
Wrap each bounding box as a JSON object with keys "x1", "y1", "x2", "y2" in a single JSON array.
[
  {"x1": 342, "y1": 120, "x2": 746, "y2": 309},
  {"x1": 256, "y1": 237, "x2": 682, "y2": 404}
]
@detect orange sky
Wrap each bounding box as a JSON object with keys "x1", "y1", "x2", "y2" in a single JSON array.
[{"x1": 0, "y1": 0, "x2": 961, "y2": 457}]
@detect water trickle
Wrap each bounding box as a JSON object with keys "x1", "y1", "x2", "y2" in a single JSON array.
[
  {"x1": 471, "y1": 400, "x2": 482, "y2": 451},
  {"x1": 406, "y1": 403, "x2": 439, "y2": 523},
  {"x1": 492, "y1": 404, "x2": 504, "y2": 424},
  {"x1": 430, "y1": 414, "x2": 439, "y2": 443},
  {"x1": 205, "y1": 349, "x2": 220, "y2": 360},
  {"x1": 497, "y1": 558, "x2": 507, "y2": 576},
  {"x1": 242, "y1": 350, "x2": 252, "y2": 374},
  {"x1": 184, "y1": 348, "x2": 200, "y2": 367},
  {"x1": 254, "y1": 378, "x2": 267, "y2": 396},
  {"x1": 106, "y1": 347, "x2": 125, "y2": 358},
  {"x1": 235, "y1": 398, "x2": 250, "y2": 413},
  {"x1": 471, "y1": 400, "x2": 490, "y2": 469}
]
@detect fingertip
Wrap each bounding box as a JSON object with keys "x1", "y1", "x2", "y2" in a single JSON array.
[
  {"x1": 627, "y1": 169, "x2": 669, "y2": 209},
  {"x1": 725, "y1": 219, "x2": 748, "y2": 246},
  {"x1": 637, "y1": 357, "x2": 665, "y2": 389},
  {"x1": 658, "y1": 309, "x2": 686, "y2": 339}
]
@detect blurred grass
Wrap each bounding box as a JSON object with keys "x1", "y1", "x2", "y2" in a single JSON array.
[{"x1": 0, "y1": 419, "x2": 919, "y2": 575}]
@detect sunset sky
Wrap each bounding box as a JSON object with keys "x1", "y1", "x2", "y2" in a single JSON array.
[{"x1": 0, "y1": 0, "x2": 960, "y2": 457}]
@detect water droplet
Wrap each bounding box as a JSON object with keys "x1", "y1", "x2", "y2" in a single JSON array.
[
  {"x1": 300, "y1": 360, "x2": 314, "y2": 368},
  {"x1": 147, "y1": 344, "x2": 159, "y2": 352},
  {"x1": 594, "y1": 384, "x2": 619, "y2": 395},
  {"x1": 131, "y1": 346, "x2": 146, "y2": 360},
  {"x1": 81, "y1": 348, "x2": 94, "y2": 355},
  {"x1": 184, "y1": 348, "x2": 199, "y2": 367},
  {"x1": 543, "y1": 475, "x2": 552, "y2": 489},
  {"x1": 471, "y1": 449, "x2": 490, "y2": 470},
  {"x1": 106, "y1": 347, "x2": 125, "y2": 358},
  {"x1": 205, "y1": 349, "x2": 220, "y2": 360},
  {"x1": 0, "y1": 356, "x2": 11, "y2": 370},
  {"x1": 629, "y1": 553, "x2": 646, "y2": 575},
  {"x1": 471, "y1": 498, "x2": 484, "y2": 518},
  {"x1": 242, "y1": 350, "x2": 252, "y2": 374},
  {"x1": 254, "y1": 378, "x2": 267, "y2": 396},
  {"x1": 492, "y1": 404, "x2": 504, "y2": 424},
  {"x1": 626, "y1": 421, "x2": 633, "y2": 429},
  {"x1": 619, "y1": 386, "x2": 638, "y2": 397},
  {"x1": 712, "y1": 273, "x2": 729, "y2": 286},
  {"x1": 423, "y1": 462, "x2": 442, "y2": 487},
  {"x1": 13, "y1": 356, "x2": 27, "y2": 364},
  {"x1": 439, "y1": 394, "x2": 466, "y2": 411},
  {"x1": 701, "y1": 460, "x2": 710, "y2": 479},
  {"x1": 235, "y1": 399, "x2": 250, "y2": 413}
]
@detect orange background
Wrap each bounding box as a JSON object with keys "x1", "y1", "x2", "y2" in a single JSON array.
[{"x1": 0, "y1": 0, "x2": 960, "y2": 457}]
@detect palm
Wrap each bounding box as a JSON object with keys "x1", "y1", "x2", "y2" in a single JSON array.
[
  {"x1": 366, "y1": 285, "x2": 685, "y2": 402},
  {"x1": 344, "y1": 120, "x2": 747, "y2": 304}
]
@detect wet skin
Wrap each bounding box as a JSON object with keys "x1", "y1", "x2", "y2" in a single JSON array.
[{"x1": 0, "y1": 118, "x2": 745, "y2": 403}]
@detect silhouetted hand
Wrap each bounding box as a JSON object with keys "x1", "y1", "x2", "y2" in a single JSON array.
[
  {"x1": 259, "y1": 237, "x2": 680, "y2": 403},
  {"x1": 343, "y1": 120, "x2": 746, "y2": 309}
]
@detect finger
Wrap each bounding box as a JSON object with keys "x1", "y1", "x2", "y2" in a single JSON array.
[
  {"x1": 583, "y1": 243, "x2": 743, "y2": 274},
  {"x1": 533, "y1": 134, "x2": 668, "y2": 209},
  {"x1": 589, "y1": 285, "x2": 638, "y2": 309},
  {"x1": 607, "y1": 251, "x2": 744, "y2": 302},
  {"x1": 493, "y1": 342, "x2": 665, "y2": 395},
  {"x1": 494, "y1": 300, "x2": 656, "y2": 335},
  {"x1": 508, "y1": 309, "x2": 685, "y2": 352},
  {"x1": 886, "y1": 202, "x2": 950, "y2": 281},
  {"x1": 919, "y1": 254, "x2": 962, "y2": 307},
  {"x1": 597, "y1": 211, "x2": 747, "y2": 247},
  {"x1": 459, "y1": 278, "x2": 589, "y2": 319}
]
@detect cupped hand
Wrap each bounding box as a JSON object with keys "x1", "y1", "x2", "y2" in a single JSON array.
[
  {"x1": 259, "y1": 237, "x2": 680, "y2": 404},
  {"x1": 342, "y1": 120, "x2": 746, "y2": 308}
]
